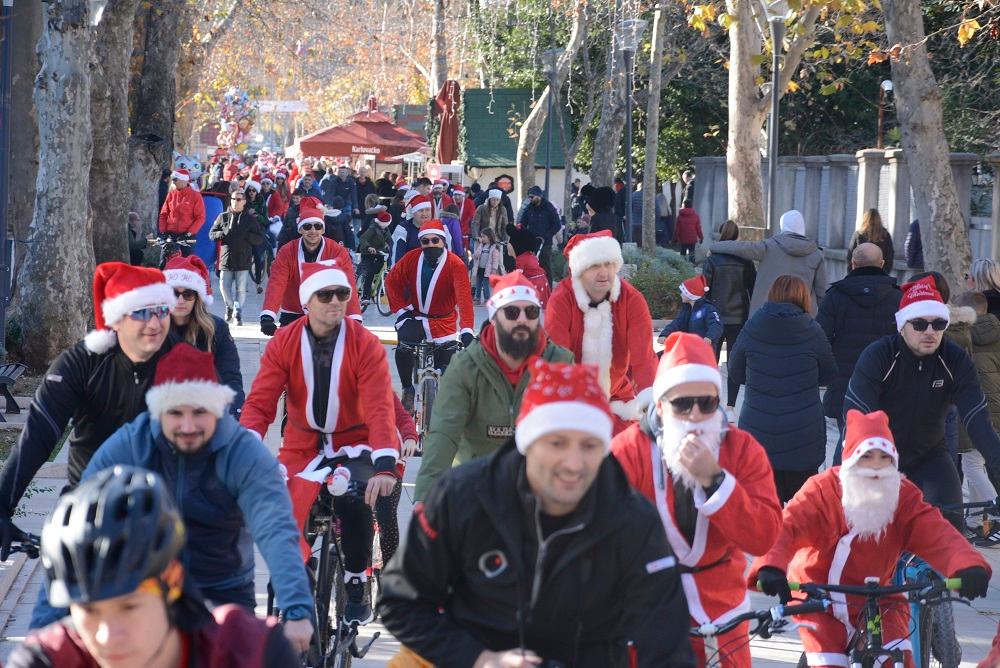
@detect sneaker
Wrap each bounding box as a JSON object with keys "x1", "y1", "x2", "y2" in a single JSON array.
[
  {"x1": 401, "y1": 387, "x2": 415, "y2": 413},
  {"x1": 225, "y1": 307, "x2": 233, "y2": 323},
  {"x1": 974, "y1": 523, "x2": 1000, "y2": 548},
  {"x1": 235, "y1": 310, "x2": 243, "y2": 326},
  {"x1": 725, "y1": 408, "x2": 737, "y2": 423},
  {"x1": 344, "y1": 576, "x2": 373, "y2": 625}
]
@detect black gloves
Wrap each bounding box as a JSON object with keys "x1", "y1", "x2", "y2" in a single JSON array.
[
  {"x1": 460, "y1": 332, "x2": 475, "y2": 349},
  {"x1": 260, "y1": 315, "x2": 277, "y2": 336},
  {"x1": 756, "y1": 566, "x2": 792, "y2": 603},
  {"x1": 955, "y1": 566, "x2": 990, "y2": 600}
]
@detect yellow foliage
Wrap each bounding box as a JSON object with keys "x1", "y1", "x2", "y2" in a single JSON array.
[
  {"x1": 786, "y1": 80, "x2": 800, "y2": 93},
  {"x1": 957, "y1": 19, "x2": 981, "y2": 46}
]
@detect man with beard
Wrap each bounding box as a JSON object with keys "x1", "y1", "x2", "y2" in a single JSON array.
[
  {"x1": 414, "y1": 272, "x2": 573, "y2": 500},
  {"x1": 611, "y1": 332, "x2": 782, "y2": 668},
  {"x1": 750, "y1": 409, "x2": 990, "y2": 668}
]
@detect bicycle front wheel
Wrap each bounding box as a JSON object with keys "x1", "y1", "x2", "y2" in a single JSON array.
[
  {"x1": 923, "y1": 602, "x2": 961, "y2": 668},
  {"x1": 420, "y1": 377, "x2": 437, "y2": 437},
  {"x1": 376, "y1": 274, "x2": 392, "y2": 316}
]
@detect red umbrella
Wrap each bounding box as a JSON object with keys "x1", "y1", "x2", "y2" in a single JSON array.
[{"x1": 289, "y1": 99, "x2": 428, "y2": 159}]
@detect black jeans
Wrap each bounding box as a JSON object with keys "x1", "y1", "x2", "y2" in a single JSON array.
[
  {"x1": 394, "y1": 318, "x2": 458, "y2": 390},
  {"x1": 714, "y1": 323, "x2": 744, "y2": 408},
  {"x1": 330, "y1": 456, "x2": 375, "y2": 575},
  {"x1": 359, "y1": 254, "x2": 384, "y2": 300},
  {"x1": 904, "y1": 447, "x2": 963, "y2": 530},
  {"x1": 772, "y1": 469, "x2": 815, "y2": 505},
  {"x1": 679, "y1": 243, "x2": 696, "y2": 263},
  {"x1": 374, "y1": 478, "x2": 402, "y2": 565}
]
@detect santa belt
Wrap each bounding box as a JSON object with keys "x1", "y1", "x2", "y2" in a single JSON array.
[
  {"x1": 316, "y1": 424, "x2": 367, "y2": 451},
  {"x1": 677, "y1": 549, "x2": 732, "y2": 575},
  {"x1": 413, "y1": 310, "x2": 450, "y2": 319}
]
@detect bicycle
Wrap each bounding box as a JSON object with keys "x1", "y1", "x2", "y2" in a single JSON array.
[
  {"x1": 396, "y1": 339, "x2": 461, "y2": 448},
  {"x1": 152, "y1": 234, "x2": 196, "y2": 269},
  {"x1": 358, "y1": 250, "x2": 391, "y2": 316}
]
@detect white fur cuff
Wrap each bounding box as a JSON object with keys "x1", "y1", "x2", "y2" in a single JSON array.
[{"x1": 146, "y1": 380, "x2": 236, "y2": 418}]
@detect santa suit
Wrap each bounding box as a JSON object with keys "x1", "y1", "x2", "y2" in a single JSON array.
[
  {"x1": 431, "y1": 193, "x2": 453, "y2": 218},
  {"x1": 240, "y1": 315, "x2": 398, "y2": 560},
  {"x1": 748, "y1": 468, "x2": 990, "y2": 668},
  {"x1": 612, "y1": 422, "x2": 782, "y2": 668},
  {"x1": 158, "y1": 186, "x2": 206, "y2": 235},
  {"x1": 267, "y1": 188, "x2": 288, "y2": 219},
  {"x1": 385, "y1": 248, "x2": 474, "y2": 342},
  {"x1": 547, "y1": 275, "x2": 658, "y2": 431},
  {"x1": 260, "y1": 237, "x2": 361, "y2": 323},
  {"x1": 456, "y1": 197, "x2": 476, "y2": 237}
]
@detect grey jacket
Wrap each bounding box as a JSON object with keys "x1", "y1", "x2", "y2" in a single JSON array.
[{"x1": 710, "y1": 233, "x2": 828, "y2": 316}]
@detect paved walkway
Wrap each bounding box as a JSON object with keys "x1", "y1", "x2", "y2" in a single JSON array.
[{"x1": 1, "y1": 270, "x2": 1000, "y2": 665}]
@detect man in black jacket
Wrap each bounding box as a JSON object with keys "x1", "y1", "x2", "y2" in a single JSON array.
[
  {"x1": 0, "y1": 262, "x2": 179, "y2": 559},
  {"x1": 817, "y1": 243, "x2": 901, "y2": 460},
  {"x1": 209, "y1": 190, "x2": 265, "y2": 325},
  {"x1": 380, "y1": 359, "x2": 694, "y2": 668},
  {"x1": 844, "y1": 275, "x2": 1000, "y2": 527},
  {"x1": 517, "y1": 185, "x2": 562, "y2": 285}
]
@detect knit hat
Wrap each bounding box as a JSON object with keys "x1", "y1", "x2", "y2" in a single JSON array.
[
  {"x1": 408, "y1": 194, "x2": 432, "y2": 214},
  {"x1": 506, "y1": 224, "x2": 538, "y2": 257},
  {"x1": 299, "y1": 260, "x2": 351, "y2": 307},
  {"x1": 526, "y1": 185, "x2": 544, "y2": 198},
  {"x1": 564, "y1": 230, "x2": 623, "y2": 276},
  {"x1": 895, "y1": 276, "x2": 950, "y2": 331},
  {"x1": 487, "y1": 271, "x2": 539, "y2": 319},
  {"x1": 515, "y1": 359, "x2": 613, "y2": 454},
  {"x1": 163, "y1": 255, "x2": 213, "y2": 305},
  {"x1": 417, "y1": 219, "x2": 447, "y2": 240},
  {"x1": 780, "y1": 210, "x2": 805, "y2": 236},
  {"x1": 679, "y1": 274, "x2": 708, "y2": 301},
  {"x1": 145, "y1": 343, "x2": 236, "y2": 419},
  {"x1": 587, "y1": 186, "x2": 616, "y2": 213},
  {"x1": 170, "y1": 169, "x2": 190, "y2": 182},
  {"x1": 297, "y1": 196, "x2": 325, "y2": 229},
  {"x1": 653, "y1": 332, "x2": 723, "y2": 402},
  {"x1": 84, "y1": 262, "x2": 177, "y2": 354},
  {"x1": 841, "y1": 409, "x2": 899, "y2": 470},
  {"x1": 488, "y1": 189, "x2": 502, "y2": 200}
]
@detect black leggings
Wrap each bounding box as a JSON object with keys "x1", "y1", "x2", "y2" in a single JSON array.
[
  {"x1": 772, "y1": 469, "x2": 815, "y2": 505},
  {"x1": 903, "y1": 447, "x2": 963, "y2": 530},
  {"x1": 374, "y1": 478, "x2": 402, "y2": 565},
  {"x1": 714, "y1": 323, "x2": 744, "y2": 408},
  {"x1": 359, "y1": 254, "x2": 384, "y2": 300},
  {"x1": 331, "y1": 457, "x2": 375, "y2": 575},
  {"x1": 394, "y1": 319, "x2": 458, "y2": 390}
]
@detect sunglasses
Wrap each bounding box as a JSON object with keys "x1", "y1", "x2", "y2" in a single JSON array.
[
  {"x1": 173, "y1": 289, "x2": 197, "y2": 301},
  {"x1": 500, "y1": 304, "x2": 540, "y2": 321},
  {"x1": 128, "y1": 305, "x2": 171, "y2": 322},
  {"x1": 314, "y1": 288, "x2": 352, "y2": 303},
  {"x1": 300, "y1": 223, "x2": 324, "y2": 231},
  {"x1": 908, "y1": 318, "x2": 948, "y2": 332},
  {"x1": 420, "y1": 237, "x2": 444, "y2": 246},
  {"x1": 668, "y1": 395, "x2": 720, "y2": 415}
]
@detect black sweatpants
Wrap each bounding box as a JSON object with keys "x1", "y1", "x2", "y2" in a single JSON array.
[
  {"x1": 904, "y1": 447, "x2": 964, "y2": 530},
  {"x1": 714, "y1": 323, "x2": 744, "y2": 408}
]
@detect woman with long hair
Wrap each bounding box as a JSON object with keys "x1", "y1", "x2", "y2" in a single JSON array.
[
  {"x1": 163, "y1": 255, "x2": 245, "y2": 415},
  {"x1": 966, "y1": 257, "x2": 1000, "y2": 317},
  {"x1": 849, "y1": 208, "x2": 894, "y2": 269},
  {"x1": 728, "y1": 274, "x2": 836, "y2": 503}
]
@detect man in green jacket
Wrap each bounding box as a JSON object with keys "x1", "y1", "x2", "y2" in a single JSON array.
[{"x1": 415, "y1": 272, "x2": 573, "y2": 500}]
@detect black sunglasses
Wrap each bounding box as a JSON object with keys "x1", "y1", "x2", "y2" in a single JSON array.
[
  {"x1": 314, "y1": 288, "x2": 351, "y2": 303},
  {"x1": 668, "y1": 395, "x2": 720, "y2": 415},
  {"x1": 300, "y1": 223, "x2": 324, "y2": 231},
  {"x1": 500, "y1": 304, "x2": 540, "y2": 321},
  {"x1": 420, "y1": 236, "x2": 444, "y2": 246},
  {"x1": 908, "y1": 318, "x2": 948, "y2": 332},
  {"x1": 173, "y1": 289, "x2": 197, "y2": 301}
]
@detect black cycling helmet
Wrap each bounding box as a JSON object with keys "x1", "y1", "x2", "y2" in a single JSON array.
[{"x1": 41, "y1": 465, "x2": 186, "y2": 607}]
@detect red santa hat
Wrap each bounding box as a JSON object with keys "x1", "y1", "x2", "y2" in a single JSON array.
[
  {"x1": 297, "y1": 196, "x2": 326, "y2": 229},
  {"x1": 486, "y1": 271, "x2": 540, "y2": 319},
  {"x1": 375, "y1": 211, "x2": 392, "y2": 225},
  {"x1": 515, "y1": 359, "x2": 613, "y2": 454},
  {"x1": 408, "y1": 193, "x2": 432, "y2": 214},
  {"x1": 395, "y1": 177, "x2": 410, "y2": 188},
  {"x1": 417, "y1": 219, "x2": 447, "y2": 240},
  {"x1": 433, "y1": 179, "x2": 449, "y2": 190},
  {"x1": 895, "y1": 276, "x2": 950, "y2": 331},
  {"x1": 85, "y1": 262, "x2": 177, "y2": 354},
  {"x1": 299, "y1": 260, "x2": 351, "y2": 307},
  {"x1": 563, "y1": 229, "x2": 623, "y2": 276},
  {"x1": 170, "y1": 169, "x2": 190, "y2": 182},
  {"x1": 163, "y1": 255, "x2": 213, "y2": 305},
  {"x1": 653, "y1": 332, "x2": 723, "y2": 402},
  {"x1": 841, "y1": 409, "x2": 899, "y2": 470},
  {"x1": 679, "y1": 274, "x2": 708, "y2": 301},
  {"x1": 145, "y1": 343, "x2": 236, "y2": 419},
  {"x1": 452, "y1": 185, "x2": 465, "y2": 195},
  {"x1": 244, "y1": 180, "x2": 261, "y2": 193}
]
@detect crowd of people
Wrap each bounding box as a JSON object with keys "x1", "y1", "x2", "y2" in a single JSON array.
[{"x1": 5, "y1": 148, "x2": 1000, "y2": 668}]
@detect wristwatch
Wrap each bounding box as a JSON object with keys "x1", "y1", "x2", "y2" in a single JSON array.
[{"x1": 702, "y1": 470, "x2": 727, "y2": 495}]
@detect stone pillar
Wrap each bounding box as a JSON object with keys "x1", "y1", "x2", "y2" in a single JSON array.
[
  {"x1": 855, "y1": 149, "x2": 888, "y2": 230},
  {"x1": 710, "y1": 158, "x2": 728, "y2": 235},
  {"x1": 885, "y1": 149, "x2": 910, "y2": 263},
  {"x1": 823, "y1": 155, "x2": 856, "y2": 250},
  {"x1": 985, "y1": 153, "x2": 1000, "y2": 262},
  {"x1": 950, "y1": 152, "x2": 980, "y2": 226},
  {"x1": 802, "y1": 157, "x2": 825, "y2": 242},
  {"x1": 692, "y1": 156, "x2": 716, "y2": 224}
]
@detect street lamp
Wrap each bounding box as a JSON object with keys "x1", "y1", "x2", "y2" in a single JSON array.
[
  {"x1": 619, "y1": 18, "x2": 648, "y2": 244},
  {"x1": 876, "y1": 79, "x2": 893, "y2": 149},
  {"x1": 761, "y1": 0, "x2": 788, "y2": 234},
  {"x1": 540, "y1": 47, "x2": 564, "y2": 200}
]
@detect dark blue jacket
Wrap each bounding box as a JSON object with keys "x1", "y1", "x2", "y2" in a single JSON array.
[
  {"x1": 518, "y1": 199, "x2": 561, "y2": 246},
  {"x1": 391, "y1": 218, "x2": 420, "y2": 265},
  {"x1": 176, "y1": 315, "x2": 244, "y2": 416},
  {"x1": 321, "y1": 173, "x2": 358, "y2": 212},
  {"x1": 659, "y1": 299, "x2": 723, "y2": 346},
  {"x1": 728, "y1": 301, "x2": 837, "y2": 471},
  {"x1": 815, "y1": 267, "x2": 900, "y2": 418}
]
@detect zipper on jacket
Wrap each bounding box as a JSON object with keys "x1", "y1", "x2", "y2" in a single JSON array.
[{"x1": 529, "y1": 505, "x2": 584, "y2": 611}]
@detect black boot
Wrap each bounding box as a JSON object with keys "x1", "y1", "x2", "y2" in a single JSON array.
[
  {"x1": 225, "y1": 307, "x2": 233, "y2": 323},
  {"x1": 344, "y1": 576, "x2": 372, "y2": 625},
  {"x1": 401, "y1": 387, "x2": 415, "y2": 413}
]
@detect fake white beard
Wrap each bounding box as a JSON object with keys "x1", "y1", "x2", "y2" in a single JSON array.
[
  {"x1": 839, "y1": 465, "x2": 901, "y2": 540},
  {"x1": 657, "y1": 411, "x2": 725, "y2": 491}
]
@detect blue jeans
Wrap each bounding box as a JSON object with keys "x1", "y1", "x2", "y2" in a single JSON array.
[{"x1": 474, "y1": 270, "x2": 492, "y2": 300}]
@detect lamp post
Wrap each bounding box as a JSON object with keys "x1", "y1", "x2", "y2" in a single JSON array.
[
  {"x1": 876, "y1": 79, "x2": 893, "y2": 149},
  {"x1": 619, "y1": 18, "x2": 648, "y2": 244},
  {"x1": 540, "y1": 48, "x2": 564, "y2": 200},
  {"x1": 0, "y1": 0, "x2": 14, "y2": 355},
  {"x1": 761, "y1": 0, "x2": 787, "y2": 234}
]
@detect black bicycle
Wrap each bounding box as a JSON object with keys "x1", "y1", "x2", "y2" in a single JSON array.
[
  {"x1": 153, "y1": 234, "x2": 195, "y2": 269},
  {"x1": 396, "y1": 339, "x2": 461, "y2": 448}
]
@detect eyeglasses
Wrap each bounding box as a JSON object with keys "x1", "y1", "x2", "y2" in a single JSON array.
[
  {"x1": 500, "y1": 304, "x2": 540, "y2": 321},
  {"x1": 420, "y1": 237, "x2": 444, "y2": 246},
  {"x1": 908, "y1": 318, "x2": 948, "y2": 332},
  {"x1": 313, "y1": 288, "x2": 352, "y2": 303},
  {"x1": 127, "y1": 305, "x2": 171, "y2": 322},
  {"x1": 667, "y1": 395, "x2": 720, "y2": 415},
  {"x1": 173, "y1": 289, "x2": 197, "y2": 301},
  {"x1": 300, "y1": 223, "x2": 324, "y2": 231}
]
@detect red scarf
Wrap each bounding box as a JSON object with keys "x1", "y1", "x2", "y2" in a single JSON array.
[{"x1": 480, "y1": 322, "x2": 547, "y2": 386}]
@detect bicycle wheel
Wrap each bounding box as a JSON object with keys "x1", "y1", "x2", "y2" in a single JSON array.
[
  {"x1": 376, "y1": 273, "x2": 392, "y2": 316},
  {"x1": 922, "y1": 602, "x2": 961, "y2": 668},
  {"x1": 329, "y1": 545, "x2": 352, "y2": 668},
  {"x1": 307, "y1": 528, "x2": 336, "y2": 668},
  {"x1": 420, "y1": 376, "x2": 437, "y2": 437}
]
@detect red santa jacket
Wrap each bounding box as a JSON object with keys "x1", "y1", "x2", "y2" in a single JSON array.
[
  {"x1": 515, "y1": 252, "x2": 551, "y2": 307},
  {"x1": 158, "y1": 186, "x2": 207, "y2": 235},
  {"x1": 546, "y1": 275, "x2": 658, "y2": 424},
  {"x1": 266, "y1": 189, "x2": 288, "y2": 219},
  {"x1": 456, "y1": 197, "x2": 476, "y2": 236},
  {"x1": 431, "y1": 193, "x2": 454, "y2": 219},
  {"x1": 747, "y1": 468, "x2": 989, "y2": 663},
  {"x1": 260, "y1": 237, "x2": 361, "y2": 322},
  {"x1": 612, "y1": 423, "x2": 782, "y2": 627},
  {"x1": 240, "y1": 315, "x2": 398, "y2": 463},
  {"x1": 385, "y1": 247, "x2": 474, "y2": 342}
]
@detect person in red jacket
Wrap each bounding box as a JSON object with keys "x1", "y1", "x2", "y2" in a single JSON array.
[
  {"x1": 611, "y1": 332, "x2": 783, "y2": 668},
  {"x1": 259, "y1": 196, "x2": 361, "y2": 335},
  {"x1": 451, "y1": 185, "x2": 477, "y2": 248},
  {"x1": 241, "y1": 261, "x2": 398, "y2": 625},
  {"x1": 158, "y1": 168, "x2": 206, "y2": 237},
  {"x1": 673, "y1": 200, "x2": 703, "y2": 263},
  {"x1": 546, "y1": 230, "x2": 658, "y2": 432},
  {"x1": 750, "y1": 409, "x2": 991, "y2": 668}
]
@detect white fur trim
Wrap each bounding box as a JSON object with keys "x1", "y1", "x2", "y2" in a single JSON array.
[
  {"x1": 83, "y1": 329, "x2": 118, "y2": 354},
  {"x1": 895, "y1": 299, "x2": 949, "y2": 331},
  {"x1": 804, "y1": 653, "x2": 850, "y2": 667},
  {"x1": 653, "y1": 363, "x2": 723, "y2": 402},
  {"x1": 579, "y1": 297, "x2": 614, "y2": 396},
  {"x1": 486, "y1": 285, "x2": 539, "y2": 319},
  {"x1": 568, "y1": 236, "x2": 623, "y2": 276},
  {"x1": 101, "y1": 282, "x2": 177, "y2": 327},
  {"x1": 679, "y1": 282, "x2": 697, "y2": 302},
  {"x1": 145, "y1": 380, "x2": 236, "y2": 418},
  {"x1": 692, "y1": 469, "x2": 736, "y2": 516},
  {"x1": 299, "y1": 268, "x2": 351, "y2": 307},
  {"x1": 610, "y1": 398, "x2": 640, "y2": 421},
  {"x1": 417, "y1": 227, "x2": 446, "y2": 239},
  {"x1": 164, "y1": 268, "x2": 210, "y2": 304},
  {"x1": 297, "y1": 216, "x2": 324, "y2": 229},
  {"x1": 841, "y1": 436, "x2": 899, "y2": 470},
  {"x1": 515, "y1": 401, "x2": 612, "y2": 454},
  {"x1": 410, "y1": 200, "x2": 431, "y2": 213},
  {"x1": 171, "y1": 171, "x2": 190, "y2": 182}
]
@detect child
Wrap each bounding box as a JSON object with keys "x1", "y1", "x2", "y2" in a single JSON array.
[
  {"x1": 471, "y1": 228, "x2": 503, "y2": 304},
  {"x1": 657, "y1": 274, "x2": 723, "y2": 348},
  {"x1": 357, "y1": 211, "x2": 393, "y2": 303}
]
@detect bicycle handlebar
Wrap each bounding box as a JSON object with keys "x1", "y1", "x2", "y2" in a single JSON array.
[
  {"x1": 690, "y1": 599, "x2": 830, "y2": 638},
  {"x1": 784, "y1": 578, "x2": 962, "y2": 596}
]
